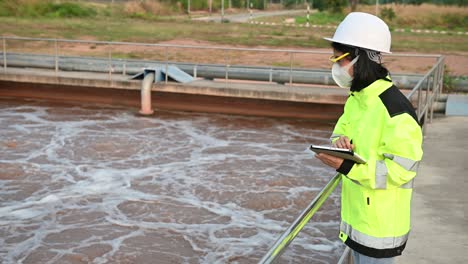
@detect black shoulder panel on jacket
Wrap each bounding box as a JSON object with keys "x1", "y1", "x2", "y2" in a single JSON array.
[{"x1": 379, "y1": 85, "x2": 420, "y2": 125}]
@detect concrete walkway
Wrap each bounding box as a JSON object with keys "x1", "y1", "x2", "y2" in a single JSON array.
[{"x1": 397, "y1": 116, "x2": 468, "y2": 263}]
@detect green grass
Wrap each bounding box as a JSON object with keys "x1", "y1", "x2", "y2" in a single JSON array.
[{"x1": 0, "y1": 1, "x2": 97, "y2": 18}]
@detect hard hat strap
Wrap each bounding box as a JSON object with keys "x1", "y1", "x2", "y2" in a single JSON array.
[{"x1": 364, "y1": 49, "x2": 382, "y2": 64}]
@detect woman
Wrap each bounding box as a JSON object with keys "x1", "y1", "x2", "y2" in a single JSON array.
[{"x1": 315, "y1": 12, "x2": 423, "y2": 264}]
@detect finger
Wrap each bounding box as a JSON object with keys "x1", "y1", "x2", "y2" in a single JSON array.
[
  {"x1": 316, "y1": 153, "x2": 328, "y2": 163},
  {"x1": 334, "y1": 138, "x2": 344, "y2": 148},
  {"x1": 343, "y1": 137, "x2": 351, "y2": 149},
  {"x1": 319, "y1": 154, "x2": 344, "y2": 169},
  {"x1": 337, "y1": 137, "x2": 348, "y2": 149}
]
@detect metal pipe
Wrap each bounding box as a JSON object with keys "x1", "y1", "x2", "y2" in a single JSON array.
[
  {"x1": 337, "y1": 247, "x2": 352, "y2": 264},
  {"x1": 139, "y1": 72, "x2": 155, "y2": 115},
  {"x1": 5, "y1": 53, "x2": 460, "y2": 90},
  {"x1": 108, "y1": 43, "x2": 112, "y2": 81},
  {"x1": 2, "y1": 37, "x2": 6, "y2": 72},
  {"x1": 258, "y1": 173, "x2": 342, "y2": 264},
  {"x1": 407, "y1": 56, "x2": 445, "y2": 99},
  {"x1": 289, "y1": 52, "x2": 293, "y2": 85},
  {"x1": 1, "y1": 36, "x2": 442, "y2": 58},
  {"x1": 165, "y1": 47, "x2": 168, "y2": 84},
  {"x1": 225, "y1": 49, "x2": 229, "y2": 83},
  {"x1": 54, "y1": 39, "x2": 58, "y2": 73}
]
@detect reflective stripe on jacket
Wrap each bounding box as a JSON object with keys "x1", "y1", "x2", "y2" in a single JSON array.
[{"x1": 332, "y1": 78, "x2": 423, "y2": 258}]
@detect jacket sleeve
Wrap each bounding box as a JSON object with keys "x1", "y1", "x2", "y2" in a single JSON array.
[{"x1": 338, "y1": 113, "x2": 423, "y2": 190}]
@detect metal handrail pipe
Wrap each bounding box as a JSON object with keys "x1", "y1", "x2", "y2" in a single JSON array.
[
  {"x1": 2, "y1": 36, "x2": 443, "y2": 58},
  {"x1": 2, "y1": 36, "x2": 330, "y2": 54},
  {"x1": 407, "y1": 56, "x2": 444, "y2": 99},
  {"x1": 1, "y1": 52, "x2": 332, "y2": 73},
  {"x1": 258, "y1": 173, "x2": 342, "y2": 264},
  {"x1": 337, "y1": 246, "x2": 352, "y2": 264},
  {"x1": 2, "y1": 53, "x2": 452, "y2": 90}
]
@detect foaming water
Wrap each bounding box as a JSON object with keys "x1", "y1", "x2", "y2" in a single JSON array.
[{"x1": 0, "y1": 99, "x2": 343, "y2": 264}]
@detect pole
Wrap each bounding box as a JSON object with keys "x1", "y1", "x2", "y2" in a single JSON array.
[
  {"x1": 165, "y1": 47, "x2": 169, "y2": 84},
  {"x1": 54, "y1": 39, "x2": 58, "y2": 73},
  {"x1": 188, "y1": 0, "x2": 190, "y2": 15},
  {"x1": 225, "y1": 49, "x2": 229, "y2": 85},
  {"x1": 108, "y1": 43, "x2": 112, "y2": 81},
  {"x1": 376, "y1": 0, "x2": 379, "y2": 15},
  {"x1": 306, "y1": 4, "x2": 310, "y2": 27},
  {"x1": 258, "y1": 173, "x2": 342, "y2": 263},
  {"x1": 3, "y1": 37, "x2": 6, "y2": 72},
  {"x1": 221, "y1": 0, "x2": 224, "y2": 22},
  {"x1": 289, "y1": 52, "x2": 293, "y2": 85}
]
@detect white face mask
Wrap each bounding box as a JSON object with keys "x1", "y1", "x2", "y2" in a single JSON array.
[{"x1": 331, "y1": 55, "x2": 359, "y2": 88}]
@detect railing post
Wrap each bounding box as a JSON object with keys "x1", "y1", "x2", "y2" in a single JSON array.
[
  {"x1": 3, "y1": 36, "x2": 6, "y2": 72},
  {"x1": 289, "y1": 52, "x2": 293, "y2": 85},
  {"x1": 433, "y1": 57, "x2": 444, "y2": 122},
  {"x1": 258, "y1": 173, "x2": 342, "y2": 264},
  {"x1": 54, "y1": 39, "x2": 58, "y2": 73},
  {"x1": 165, "y1": 46, "x2": 169, "y2": 84},
  {"x1": 337, "y1": 246, "x2": 354, "y2": 264},
  {"x1": 434, "y1": 56, "x2": 445, "y2": 122},
  {"x1": 416, "y1": 79, "x2": 422, "y2": 118},
  {"x1": 108, "y1": 42, "x2": 112, "y2": 81},
  {"x1": 225, "y1": 49, "x2": 230, "y2": 84}
]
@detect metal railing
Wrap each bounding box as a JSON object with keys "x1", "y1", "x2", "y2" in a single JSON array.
[
  {"x1": 0, "y1": 36, "x2": 331, "y2": 85},
  {"x1": 257, "y1": 56, "x2": 445, "y2": 263},
  {"x1": 0, "y1": 36, "x2": 440, "y2": 87},
  {"x1": 406, "y1": 55, "x2": 445, "y2": 132},
  {"x1": 258, "y1": 172, "x2": 342, "y2": 263},
  {"x1": 0, "y1": 36, "x2": 445, "y2": 263}
]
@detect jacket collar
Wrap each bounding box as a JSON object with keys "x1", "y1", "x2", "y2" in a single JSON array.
[{"x1": 350, "y1": 78, "x2": 393, "y2": 107}]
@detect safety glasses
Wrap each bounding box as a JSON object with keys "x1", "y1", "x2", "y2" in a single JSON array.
[{"x1": 329, "y1": 52, "x2": 350, "y2": 63}]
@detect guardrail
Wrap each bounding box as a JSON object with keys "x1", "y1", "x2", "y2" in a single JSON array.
[
  {"x1": 407, "y1": 55, "x2": 445, "y2": 132},
  {"x1": 0, "y1": 36, "x2": 445, "y2": 263},
  {"x1": 1, "y1": 52, "x2": 443, "y2": 90},
  {"x1": 0, "y1": 36, "x2": 329, "y2": 85},
  {"x1": 1, "y1": 36, "x2": 441, "y2": 87}
]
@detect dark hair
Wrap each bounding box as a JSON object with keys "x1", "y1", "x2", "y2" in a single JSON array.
[{"x1": 331, "y1": 42, "x2": 390, "y2": 92}]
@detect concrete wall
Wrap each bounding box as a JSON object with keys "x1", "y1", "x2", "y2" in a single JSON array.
[{"x1": 0, "y1": 68, "x2": 347, "y2": 121}]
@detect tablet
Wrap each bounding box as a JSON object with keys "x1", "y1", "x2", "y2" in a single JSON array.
[{"x1": 309, "y1": 144, "x2": 367, "y2": 164}]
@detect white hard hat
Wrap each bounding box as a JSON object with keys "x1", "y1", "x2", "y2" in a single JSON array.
[{"x1": 324, "y1": 12, "x2": 392, "y2": 53}]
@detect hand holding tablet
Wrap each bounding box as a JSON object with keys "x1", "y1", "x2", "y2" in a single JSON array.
[{"x1": 309, "y1": 144, "x2": 366, "y2": 164}]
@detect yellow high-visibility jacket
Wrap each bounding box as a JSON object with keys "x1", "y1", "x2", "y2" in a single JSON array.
[{"x1": 332, "y1": 78, "x2": 423, "y2": 258}]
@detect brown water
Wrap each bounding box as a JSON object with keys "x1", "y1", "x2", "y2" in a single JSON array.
[{"x1": 0, "y1": 98, "x2": 343, "y2": 264}]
